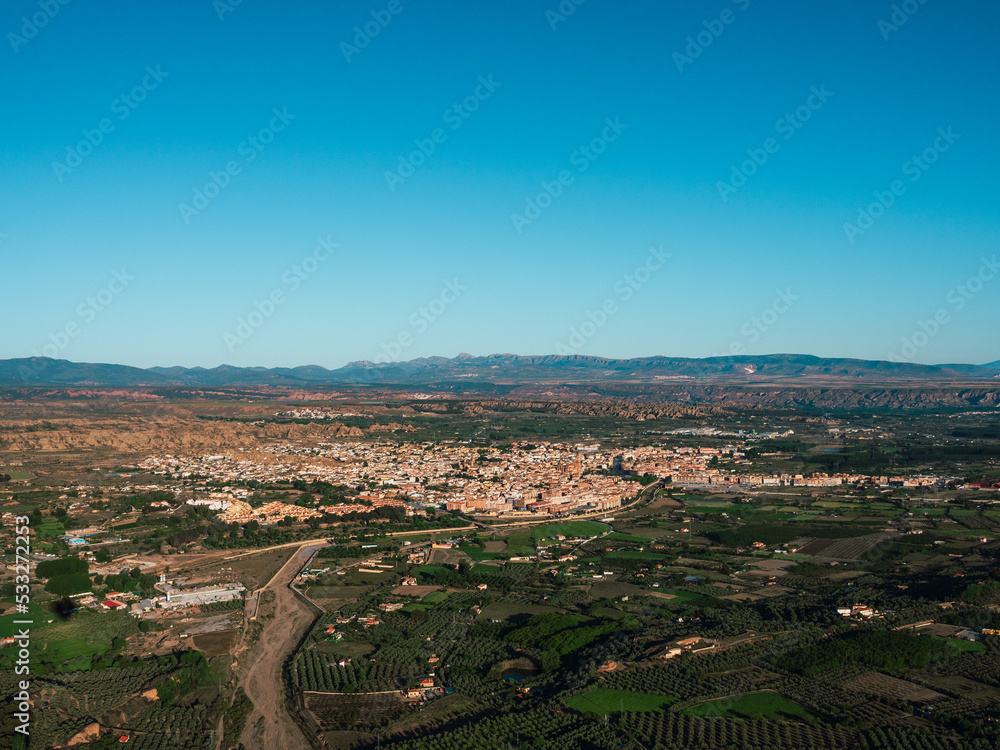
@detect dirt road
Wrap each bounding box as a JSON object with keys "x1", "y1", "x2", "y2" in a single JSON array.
[{"x1": 238, "y1": 545, "x2": 320, "y2": 750}]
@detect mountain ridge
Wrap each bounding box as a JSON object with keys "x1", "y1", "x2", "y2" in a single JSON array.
[{"x1": 2, "y1": 353, "x2": 999, "y2": 388}]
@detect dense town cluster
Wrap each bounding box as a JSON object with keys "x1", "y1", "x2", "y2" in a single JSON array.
[
  {"x1": 136, "y1": 440, "x2": 978, "y2": 525},
  {"x1": 139, "y1": 441, "x2": 635, "y2": 519}
]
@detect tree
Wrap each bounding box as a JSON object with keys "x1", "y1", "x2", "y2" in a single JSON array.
[
  {"x1": 45, "y1": 573, "x2": 92, "y2": 597},
  {"x1": 37, "y1": 557, "x2": 88, "y2": 578},
  {"x1": 541, "y1": 650, "x2": 560, "y2": 673}
]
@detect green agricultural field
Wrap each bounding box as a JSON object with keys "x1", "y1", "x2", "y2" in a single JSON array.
[
  {"x1": 422, "y1": 591, "x2": 449, "y2": 603},
  {"x1": 657, "y1": 588, "x2": 703, "y2": 602},
  {"x1": 532, "y1": 521, "x2": 609, "y2": 542},
  {"x1": 566, "y1": 688, "x2": 677, "y2": 714},
  {"x1": 45, "y1": 637, "x2": 100, "y2": 662},
  {"x1": 686, "y1": 691, "x2": 817, "y2": 722},
  {"x1": 56, "y1": 656, "x2": 93, "y2": 673},
  {"x1": 36, "y1": 609, "x2": 138, "y2": 661},
  {"x1": 935, "y1": 637, "x2": 987, "y2": 655},
  {"x1": 604, "y1": 532, "x2": 652, "y2": 543},
  {"x1": 505, "y1": 528, "x2": 536, "y2": 556},
  {"x1": 4, "y1": 470, "x2": 33, "y2": 481},
  {"x1": 609, "y1": 526, "x2": 670, "y2": 540},
  {"x1": 0, "y1": 609, "x2": 143, "y2": 671},
  {"x1": 0, "y1": 601, "x2": 52, "y2": 639},
  {"x1": 35, "y1": 520, "x2": 65, "y2": 538}
]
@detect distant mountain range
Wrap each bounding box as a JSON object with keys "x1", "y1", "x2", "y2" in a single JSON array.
[{"x1": 2, "y1": 353, "x2": 999, "y2": 388}]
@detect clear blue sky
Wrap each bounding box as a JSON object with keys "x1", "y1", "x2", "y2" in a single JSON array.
[{"x1": 2, "y1": 0, "x2": 998, "y2": 368}]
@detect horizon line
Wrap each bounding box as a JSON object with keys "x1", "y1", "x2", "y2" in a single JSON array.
[{"x1": 3, "y1": 352, "x2": 999, "y2": 372}]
